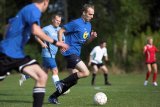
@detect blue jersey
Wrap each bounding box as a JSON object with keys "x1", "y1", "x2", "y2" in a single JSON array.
[
  {"x1": 63, "y1": 18, "x2": 91, "y2": 56},
  {"x1": 42, "y1": 25, "x2": 61, "y2": 58},
  {"x1": 0, "y1": 3, "x2": 41, "y2": 58}
]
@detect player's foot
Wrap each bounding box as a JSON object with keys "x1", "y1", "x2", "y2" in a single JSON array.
[
  {"x1": 55, "y1": 81, "x2": 64, "y2": 93},
  {"x1": 144, "y1": 80, "x2": 148, "y2": 86},
  {"x1": 63, "y1": 89, "x2": 70, "y2": 95},
  {"x1": 153, "y1": 82, "x2": 158, "y2": 86},
  {"x1": 105, "y1": 82, "x2": 111, "y2": 86},
  {"x1": 19, "y1": 74, "x2": 26, "y2": 86},
  {"x1": 48, "y1": 96, "x2": 60, "y2": 104}
]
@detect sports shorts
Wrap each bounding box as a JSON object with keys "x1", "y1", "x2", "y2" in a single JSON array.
[
  {"x1": 0, "y1": 53, "x2": 38, "y2": 80},
  {"x1": 64, "y1": 54, "x2": 81, "y2": 69},
  {"x1": 42, "y1": 57, "x2": 57, "y2": 69}
]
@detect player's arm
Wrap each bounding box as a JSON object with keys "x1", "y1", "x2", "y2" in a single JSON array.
[
  {"x1": 143, "y1": 46, "x2": 147, "y2": 54},
  {"x1": 88, "y1": 55, "x2": 92, "y2": 66},
  {"x1": 58, "y1": 28, "x2": 66, "y2": 42},
  {"x1": 87, "y1": 30, "x2": 97, "y2": 43},
  {"x1": 36, "y1": 37, "x2": 48, "y2": 48},
  {"x1": 32, "y1": 23, "x2": 68, "y2": 49}
]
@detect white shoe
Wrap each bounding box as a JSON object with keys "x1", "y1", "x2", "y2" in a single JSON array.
[
  {"x1": 144, "y1": 81, "x2": 148, "y2": 86},
  {"x1": 153, "y1": 82, "x2": 158, "y2": 86},
  {"x1": 63, "y1": 89, "x2": 70, "y2": 95},
  {"x1": 19, "y1": 74, "x2": 26, "y2": 86}
]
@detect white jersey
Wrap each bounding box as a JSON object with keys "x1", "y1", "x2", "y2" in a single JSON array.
[{"x1": 90, "y1": 46, "x2": 107, "y2": 64}]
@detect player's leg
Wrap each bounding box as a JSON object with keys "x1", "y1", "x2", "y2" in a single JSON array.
[
  {"x1": 152, "y1": 63, "x2": 158, "y2": 86},
  {"x1": 144, "y1": 64, "x2": 152, "y2": 86},
  {"x1": 91, "y1": 64, "x2": 98, "y2": 85},
  {"x1": 100, "y1": 65, "x2": 111, "y2": 85},
  {"x1": 22, "y1": 64, "x2": 48, "y2": 107}
]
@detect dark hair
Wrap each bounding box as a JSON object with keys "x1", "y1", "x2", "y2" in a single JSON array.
[
  {"x1": 81, "y1": 4, "x2": 94, "y2": 12},
  {"x1": 100, "y1": 40, "x2": 106, "y2": 45}
]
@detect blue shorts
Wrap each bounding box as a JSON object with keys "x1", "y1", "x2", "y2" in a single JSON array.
[
  {"x1": 64, "y1": 54, "x2": 81, "y2": 69},
  {"x1": 42, "y1": 57, "x2": 57, "y2": 69}
]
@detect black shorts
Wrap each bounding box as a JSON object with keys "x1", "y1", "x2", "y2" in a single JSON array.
[
  {"x1": 91, "y1": 62, "x2": 104, "y2": 68},
  {"x1": 0, "y1": 53, "x2": 38, "y2": 76},
  {"x1": 64, "y1": 54, "x2": 81, "y2": 69}
]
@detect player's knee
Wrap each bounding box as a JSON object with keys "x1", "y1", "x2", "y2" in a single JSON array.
[
  {"x1": 38, "y1": 72, "x2": 48, "y2": 83},
  {"x1": 83, "y1": 71, "x2": 90, "y2": 77}
]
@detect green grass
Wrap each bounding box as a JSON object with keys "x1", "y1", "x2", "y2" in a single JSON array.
[{"x1": 0, "y1": 72, "x2": 160, "y2": 107}]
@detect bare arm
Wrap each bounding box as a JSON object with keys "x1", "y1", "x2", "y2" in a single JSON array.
[
  {"x1": 36, "y1": 37, "x2": 48, "y2": 48},
  {"x1": 86, "y1": 31, "x2": 97, "y2": 44},
  {"x1": 88, "y1": 55, "x2": 92, "y2": 66},
  {"x1": 32, "y1": 23, "x2": 69, "y2": 49},
  {"x1": 58, "y1": 28, "x2": 66, "y2": 42}
]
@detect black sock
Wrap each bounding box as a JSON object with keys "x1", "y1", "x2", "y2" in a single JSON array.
[
  {"x1": 50, "y1": 73, "x2": 79, "y2": 98},
  {"x1": 33, "y1": 87, "x2": 45, "y2": 107},
  {"x1": 91, "y1": 73, "x2": 96, "y2": 85},
  {"x1": 104, "y1": 73, "x2": 108, "y2": 84},
  {"x1": 62, "y1": 73, "x2": 79, "y2": 84}
]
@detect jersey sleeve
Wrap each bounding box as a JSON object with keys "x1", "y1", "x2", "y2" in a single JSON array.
[
  {"x1": 24, "y1": 9, "x2": 41, "y2": 26},
  {"x1": 90, "y1": 47, "x2": 96, "y2": 56},
  {"x1": 63, "y1": 21, "x2": 76, "y2": 33}
]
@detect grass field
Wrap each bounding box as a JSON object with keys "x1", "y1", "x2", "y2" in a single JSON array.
[{"x1": 0, "y1": 72, "x2": 160, "y2": 107}]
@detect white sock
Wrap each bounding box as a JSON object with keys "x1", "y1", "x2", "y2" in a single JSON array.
[{"x1": 52, "y1": 75, "x2": 60, "y2": 86}]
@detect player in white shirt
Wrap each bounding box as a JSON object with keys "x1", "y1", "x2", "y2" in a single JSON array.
[{"x1": 88, "y1": 41, "x2": 111, "y2": 86}]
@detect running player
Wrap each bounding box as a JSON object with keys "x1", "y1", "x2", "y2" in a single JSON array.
[{"x1": 143, "y1": 37, "x2": 158, "y2": 86}]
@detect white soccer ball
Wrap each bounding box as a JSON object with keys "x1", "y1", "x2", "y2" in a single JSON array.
[{"x1": 93, "y1": 92, "x2": 107, "y2": 105}]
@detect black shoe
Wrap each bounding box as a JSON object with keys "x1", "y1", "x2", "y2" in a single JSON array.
[
  {"x1": 48, "y1": 96, "x2": 60, "y2": 104},
  {"x1": 105, "y1": 82, "x2": 111, "y2": 86},
  {"x1": 55, "y1": 81, "x2": 64, "y2": 93}
]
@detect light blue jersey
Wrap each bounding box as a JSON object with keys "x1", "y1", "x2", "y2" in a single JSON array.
[
  {"x1": 42, "y1": 25, "x2": 61, "y2": 58},
  {"x1": 0, "y1": 3, "x2": 41, "y2": 58},
  {"x1": 62, "y1": 18, "x2": 91, "y2": 56}
]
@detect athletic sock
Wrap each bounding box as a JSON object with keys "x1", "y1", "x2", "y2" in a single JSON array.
[
  {"x1": 52, "y1": 75, "x2": 60, "y2": 86},
  {"x1": 146, "y1": 71, "x2": 151, "y2": 80},
  {"x1": 50, "y1": 73, "x2": 79, "y2": 98},
  {"x1": 153, "y1": 72, "x2": 157, "y2": 82},
  {"x1": 91, "y1": 73, "x2": 96, "y2": 85},
  {"x1": 33, "y1": 87, "x2": 45, "y2": 107},
  {"x1": 104, "y1": 73, "x2": 108, "y2": 84}
]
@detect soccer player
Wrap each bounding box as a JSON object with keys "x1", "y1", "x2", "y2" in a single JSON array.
[
  {"x1": 19, "y1": 14, "x2": 63, "y2": 86},
  {"x1": 0, "y1": 0, "x2": 68, "y2": 107},
  {"x1": 88, "y1": 41, "x2": 111, "y2": 86},
  {"x1": 143, "y1": 37, "x2": 158, "y2": 86},
  {"x1": 48, "y1": 4, "x2": 97, "y2": 104}
]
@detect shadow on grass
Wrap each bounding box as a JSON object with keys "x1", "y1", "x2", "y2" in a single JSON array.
[{"x1": 0, "y1": 99, "x2": 32, "y2": 104}]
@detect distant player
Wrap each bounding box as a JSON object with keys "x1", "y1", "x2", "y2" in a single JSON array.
[
  {"x1": 143, "y1": 37, "x2": 158, "y2": 86},
  {"x1": 88, "y1": 41, "x2": 111, "y2": 86}
]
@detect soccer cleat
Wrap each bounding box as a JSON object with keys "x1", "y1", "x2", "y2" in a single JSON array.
[
  {"x1": 55, "y1": 81, "x2": 64, "y2": 93},
  {"x1": 153, "y1": 82, "x2": 158, "y2": 86},
  {"x1": 19, "y1": 74, "x2": 26, "y2": 86},
  {"x1": 48, "y1": 96, "x2": 60, "y2": 104},
  {"x1": 144, "y1": 80, "x2": 148, "y2": 86}
]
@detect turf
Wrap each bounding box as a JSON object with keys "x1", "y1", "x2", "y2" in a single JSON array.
[{"x1": 0, "y1": 72, "x2": 160, "y2": 107}]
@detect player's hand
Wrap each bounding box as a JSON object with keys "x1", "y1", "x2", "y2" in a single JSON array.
[
  {"x1": 91, "y1": 31, "x2": 97, "y2": 39},
  {"x1": 41, "y1": 43, "x2": 48, "y2": 48},
  {"x1": 56, "y1": 41, "x2": 69, "y2": 51}
]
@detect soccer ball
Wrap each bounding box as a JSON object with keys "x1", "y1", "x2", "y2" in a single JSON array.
[{"x1": 93, "y1": 92, "x2": 107, "y2": 105}]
